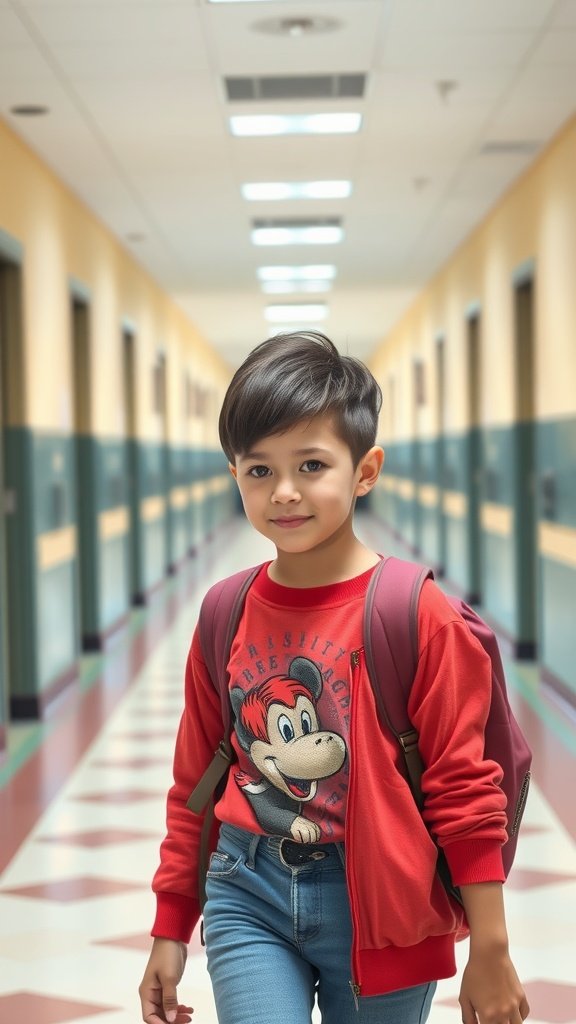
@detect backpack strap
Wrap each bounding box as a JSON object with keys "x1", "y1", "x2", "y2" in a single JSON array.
[
  {"x1": 198, "y1": 564, "x2": 262, "y2": 738},
  {"x1": 365, "y1": 556, "x2": 463, "y2": 904},
  {"x1": 186, "y1": 563, "x2": 262, "y2": 911},
  {"x1": 363, "y1": 556, "x2": 433, "y2": 808}
]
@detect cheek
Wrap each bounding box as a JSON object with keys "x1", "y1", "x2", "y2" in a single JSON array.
[
  {"x1": 320, "y1": 477, "x2": 356, "y2": 504},
  {"x1": 238, "y1": 485, "x2": 261, "y2": 511}
]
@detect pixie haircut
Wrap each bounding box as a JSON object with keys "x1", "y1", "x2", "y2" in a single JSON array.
[{"x1": 219, "y1": 331, "x2": 382, "y2": 467}]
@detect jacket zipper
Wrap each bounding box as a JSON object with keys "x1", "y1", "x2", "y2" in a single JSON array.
[
  {"x1": 510, "y1": 771, "x2": 531, "y2": 837},
  {"x1": 347, "y1": 649, "x2": 362, "y2": 1009}
]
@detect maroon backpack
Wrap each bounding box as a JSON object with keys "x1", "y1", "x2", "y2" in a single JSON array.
[{"x1": 188, "y1": 556, "x2": 531, "y2": 906}]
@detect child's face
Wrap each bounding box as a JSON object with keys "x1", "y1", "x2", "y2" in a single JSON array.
[{"x1": 230, "y1": 415, "x2": 381, "y2": 557}]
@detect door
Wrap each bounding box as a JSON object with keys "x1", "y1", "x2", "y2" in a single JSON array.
[
  {"x1": 466, "y1": 310, "x2": 482, "y2": 604},
  {"x1": 436, "y1": 337, "x2": 447, "y2": 575},
  {"x1": 513, "y1": 274, "x2": 538, "y2": 658}
]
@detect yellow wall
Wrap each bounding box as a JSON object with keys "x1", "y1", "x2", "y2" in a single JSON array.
[
  {"x1": 370, "y1": 115, "x2": 576, "y2": 440},
  {"x1": 0, "y1": 117, "x2": 230, "y2": 441}
]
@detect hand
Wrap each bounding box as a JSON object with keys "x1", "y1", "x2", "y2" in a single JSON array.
[
  {"x1": 290, "y1": 816, "x2": 322, "y2": 842},
  {"x1": 139, "y1": 937, "x2": 193, "y2": 1024},
  {"x1": 459, "y1": 946, "x2": 529, "y2": 1024}
]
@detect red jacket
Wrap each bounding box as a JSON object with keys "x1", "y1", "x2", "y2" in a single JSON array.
[{"x1": 152, "y1": 573, "x2": 507, "y2": 997}]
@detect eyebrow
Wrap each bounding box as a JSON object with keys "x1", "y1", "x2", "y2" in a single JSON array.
[{"x1": 242, "y1": 446, "x2": 332, "y2": 460}]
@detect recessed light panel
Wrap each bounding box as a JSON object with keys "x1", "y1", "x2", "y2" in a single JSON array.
[
  {"x1": 261, "y1": 280, "x2": 332, "y2": 295},
  {"x1": 257, "y1": 265, "x2": 337, "y2": 281},
  {"x1": 230, "y1": 113, "x2": 361, "y2": 137},
  {"x1": 252, "y1": 225, "x2": 343, "y2": 246},
  {"x1": 265, "y1": 304, "x2": 327, "y2": 322},
  {"x1": 242, "y1": 181, "x2": 352, "y2": 201}
]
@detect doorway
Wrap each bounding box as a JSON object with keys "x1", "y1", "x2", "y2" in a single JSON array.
[
  {"x1": 435, "y1": 336, "x2": 447, "y2": 575},
  {"x1": 70, "y1": 291, "x2": 95, "y2": 647},
  {"x1": 0, "y1": 249, "x2": 29, "y2": 721},
  {"x1": 513, "y1": 270, "x2": 538, "y2": 658},
  {"x1": 466, "y1": 308, "x2": 482, "y2": 604},
  {"x1": 122, "y1": 327, "x2": 141, "y2": 602}
]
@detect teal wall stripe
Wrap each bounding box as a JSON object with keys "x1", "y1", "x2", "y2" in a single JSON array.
[
  {"x1": 540, "y1": 556, "x2": 576, "y2": 699},
  {"x1": 480, "y1": 426, "x2": 516, "y2": 505},
  {"x1": 374, "y1": 416, "x2": 576, "y2": 694},
  {"x1": 128, "y1": 438, "x2": 144, "y2": 601},
  {"x1": 0, "y1": 426, "x2": 235, "y2": 720},
  {"x1": 3, "y1": 428, "x2": 39, "y2": 699},
  {"x1": 537, "y1": 416, "x2": 576, "y2": 526},
  {"x1": 37, "y1": 562, "x2": 77, "y2": 689},
  {"x1": 76, "y1": 435, "x2": 100, "y2": 639}
]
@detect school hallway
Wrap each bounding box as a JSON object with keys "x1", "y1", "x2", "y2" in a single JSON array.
[{"x1": 0, "y1": 516, "x2": 574, "y2": 1024}]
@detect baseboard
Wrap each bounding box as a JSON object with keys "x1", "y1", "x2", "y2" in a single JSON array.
[{"x1": 10, "y1": 662, "x2": 78, "y2": 720}]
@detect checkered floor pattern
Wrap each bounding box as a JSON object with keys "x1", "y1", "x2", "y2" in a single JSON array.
[{"x1": 1, "y1": 523, "x2": 575, "y2": 1024}]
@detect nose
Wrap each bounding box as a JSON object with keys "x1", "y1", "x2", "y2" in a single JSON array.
[{"x1": 271, "y1": 475, "x2": 301, "y2": 504}]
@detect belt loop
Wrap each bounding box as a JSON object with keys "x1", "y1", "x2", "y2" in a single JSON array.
[{"x1": 246, "y1": 832, "x2": 260, "y2": 870}]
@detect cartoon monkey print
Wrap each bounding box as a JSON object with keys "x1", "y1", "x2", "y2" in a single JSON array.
[{"x1": 231, "y1": 656, "x2": 347, "y2": 842}]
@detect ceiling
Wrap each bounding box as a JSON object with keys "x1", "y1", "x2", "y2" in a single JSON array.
[{"x1": 1, "y1": 0, "x2": 576, "y2": 367}]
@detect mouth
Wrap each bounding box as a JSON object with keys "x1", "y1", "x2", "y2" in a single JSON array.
[
  {"x1": 271, "y1": 516, "x2": 312, "y2": 529},
  {"x1": 282, "y1": 775, "x2": 313, "y2": 799}
]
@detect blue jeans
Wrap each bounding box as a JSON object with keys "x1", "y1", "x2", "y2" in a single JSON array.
[{"x1": 203, "y1": 824, "x2": 436, "y2": 1024}]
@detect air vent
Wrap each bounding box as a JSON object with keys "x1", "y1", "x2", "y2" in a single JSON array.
[
  {"x1": 253, "y1": 217, "x2": 342, "y2": 230},
  {"x1": 251, "y1": 217, "x2": 344, "y2": 246},
  {"x1": 480, "y1": 141, "x2": 541, "y2": 156},
  {"x1": 225, "y1": 74, "x2": 366, "y2": 102}
]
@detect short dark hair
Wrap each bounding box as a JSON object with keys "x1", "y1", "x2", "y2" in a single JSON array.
[{"x1": 219, "y1": 331, "x2": 382, "y2": 466}]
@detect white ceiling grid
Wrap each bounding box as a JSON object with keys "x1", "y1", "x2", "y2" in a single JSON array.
[{"x1": 0, "y1": 0, "x2": 575, "y2": 365}]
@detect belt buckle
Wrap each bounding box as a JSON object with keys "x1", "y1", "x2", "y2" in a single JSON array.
[
  {"x1": 278, "y1": 838, "x2": 327, "y2": 867},
  {"x1": 278, "y1": 838, "x2": 294, "y2": 868}
]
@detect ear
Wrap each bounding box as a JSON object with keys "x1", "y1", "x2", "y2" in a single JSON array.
[
  {"x1": 355, "y1": 446, "x2": 384, "y2": 497},
  {"x1": 288, "y1": 657, "x2": 323, "y2": 700},
  {"x1": 228, "y1": 462, "x2": 238, "y2": 480}
]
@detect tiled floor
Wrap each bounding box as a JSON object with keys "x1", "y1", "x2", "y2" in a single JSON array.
[{"x1": 0, "y1": 519, "x2": 575, "y2": 1024}]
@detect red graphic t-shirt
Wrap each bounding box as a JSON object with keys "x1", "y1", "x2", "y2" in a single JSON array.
[{"x1": 215, "y1": 562, "x2": 377, "y2": 843}]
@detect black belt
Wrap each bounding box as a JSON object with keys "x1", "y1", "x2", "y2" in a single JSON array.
[{"x1": 278, "y1": 838, "x2": 329, "y2": 866}]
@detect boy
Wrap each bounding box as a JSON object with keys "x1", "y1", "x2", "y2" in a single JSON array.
[{"x1": 139, "y1": 332, "x2": 529, "y2": 1024}]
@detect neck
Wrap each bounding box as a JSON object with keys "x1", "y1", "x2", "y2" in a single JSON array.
[{"x1": 268, "y1": 528, "x2": 380, "y2": 589}]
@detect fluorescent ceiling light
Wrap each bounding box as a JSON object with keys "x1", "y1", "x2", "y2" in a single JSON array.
[
  {"x1": 256, "y1": 266, "x2": 336, "y2": 282},
  {"x1": 265, "y1": 304, "x2": 327, "y2": 322},
  {"x1": 230, "y1": 113, "x2": 361, "y2": 137},
  {"x1": 252, "y1": 225, "x2": 343, "y2": 246},
  {"x1": 257, "y1": 265, "x2": 337, "y2": 282},
  {"x1": 261, "y1": 280, "x2": 332, "y2": 295},
  {"x1": 242, "y1": 181, "x2": 352, "y2": 201}
]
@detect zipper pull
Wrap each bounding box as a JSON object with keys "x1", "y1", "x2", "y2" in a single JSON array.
[
  {"x1": 351, "y1": 650, "x2": 360, "y2": 667},
  {"x1": 349, "y1": 981, "x2": 361, "y2": 1011}
]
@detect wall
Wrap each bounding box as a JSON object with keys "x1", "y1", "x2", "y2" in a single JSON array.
[
  {"x1": 0, "y1": 117, "x2": 234, "y2": 725},
  {"x1": 369, "y1": 115, "x2": 576, "y2": 701}
]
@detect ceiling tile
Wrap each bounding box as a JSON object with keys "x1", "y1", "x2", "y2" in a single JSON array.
[
  {"x1": 206, "y1": 1, "x2": 386, "y2": 76},
  {"x1": 530, "y1": 29, "x2": 576, "y2": 64},
  {"x1": 382, "y1": 30, "x2": 535, "y2": 70},
  {"x1": 386, "y1": 0, "x2": 556, "y2": 32},
  {"x1": 1, "y1": 0, "x2": 574, "y2": 363},
  {"x1": 551, "y1": 0, "x2": 576, "y2": 26}
]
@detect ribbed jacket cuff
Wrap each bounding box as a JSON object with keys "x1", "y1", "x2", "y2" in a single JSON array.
[
  {"x1": 152, "y1": 892, "x2": 199, "y2": 944},
  {"x1": 443, "y1": 839, "x2": 505, "y2": 886}
]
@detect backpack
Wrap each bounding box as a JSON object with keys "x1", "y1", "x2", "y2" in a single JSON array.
[{"x1": 187, "y1": 555, "x2": 532, "y2": 908}]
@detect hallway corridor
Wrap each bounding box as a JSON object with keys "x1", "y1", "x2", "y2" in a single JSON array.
[{"x1": 1, "y1": 520, "x2": 575, "y2": 1024}]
